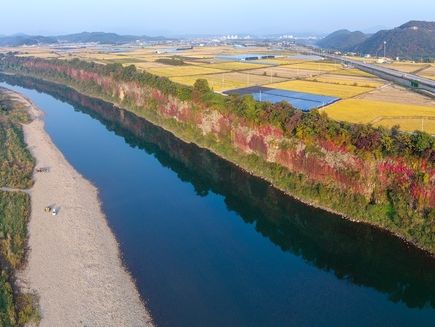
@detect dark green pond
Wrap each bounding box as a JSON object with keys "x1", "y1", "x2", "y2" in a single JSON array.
[{"x1": 1, "y1": 75, "x2": 434, "y2": 327}]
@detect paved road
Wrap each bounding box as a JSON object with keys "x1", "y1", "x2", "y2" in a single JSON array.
[
  {"x1": 305, "y1": 49, "x2": 435, "y2": 96},
  {"x1": 328, "y1": 54, "x2": 434, "y2": 86}
]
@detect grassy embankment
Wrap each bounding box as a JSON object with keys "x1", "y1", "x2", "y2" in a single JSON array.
[{"x1": 0, "y1": 90, "x2": 40, "y2": 326}]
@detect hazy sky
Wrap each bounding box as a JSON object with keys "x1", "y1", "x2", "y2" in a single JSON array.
[{"x1": 1, "y1": 0, "x2": 434, "y2": 36}]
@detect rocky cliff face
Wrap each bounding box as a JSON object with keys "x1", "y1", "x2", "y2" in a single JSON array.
[{"x1": 22, "y1": 60, "x2": 435, "y2": 211}]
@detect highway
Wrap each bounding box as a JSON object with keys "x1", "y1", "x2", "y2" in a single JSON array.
[{"x1": 308, "y1": 51, "x2": 435, "y2": 97}]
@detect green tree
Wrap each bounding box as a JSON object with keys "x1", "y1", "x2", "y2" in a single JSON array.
[
  {"x1": 193, "y1": 79, "x2": 211, "y2": 94},
  {"x1": 411, "y1": 131, "x2": 434, "y2": 155}
]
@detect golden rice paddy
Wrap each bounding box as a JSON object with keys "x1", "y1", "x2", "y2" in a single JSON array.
[
  {"x1": 308, "y1": 75, "x2": 384, "y2": 88},
  {"x1": 283, "y1": 62, "x2": 342, "y2": 72},
  {"x1": 196, "y1": 61, "x2": 270, "y2": 71},
  {"x1": 171, "y1": 74, "x2": 245, "y2": 92},
  {"x1": 322, "y1": 99, "x2": 435, "y2": 133},
  {"x1": 171, "y1": 71, "x2": 286, "y2": 92},
  {"x1": 248, "y1": 66, "x2": 317, "y2": 79},
  {"x1": 333, "y1": 69, "x2": 376, "y2": 77},
  {"x1": 373, "y1": 117, "x2": 435, "y2": 133},
  {"x1": 147, "y1": 65, "x2": 226, "y2": 77},
  {"x1": 267, "y1": 80, "x2": 374, "y2": 98}
]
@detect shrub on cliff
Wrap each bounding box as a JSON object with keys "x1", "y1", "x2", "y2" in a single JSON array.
[
  {"x1": 193, "y1": 79, "x2": 211, "y2": 97},
  {"x1": 1, "y1": 54, "x2": 433, "y2": 162}
]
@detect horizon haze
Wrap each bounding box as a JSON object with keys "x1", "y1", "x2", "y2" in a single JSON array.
[{"x1": 1, "y1": 0, "x2": 434, "y2": 36}]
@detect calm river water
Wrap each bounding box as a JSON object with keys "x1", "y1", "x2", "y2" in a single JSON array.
[{"x1": 1, "y1": 75, "x2": 434, "y2": 327}]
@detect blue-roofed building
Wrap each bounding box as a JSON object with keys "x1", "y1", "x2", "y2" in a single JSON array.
[
  {"x1": 216, "y1": 54, "x2": 277, "y2": 61},
  {"x1": 224, "y1": 86, "x2": 340, "y2": 112}
]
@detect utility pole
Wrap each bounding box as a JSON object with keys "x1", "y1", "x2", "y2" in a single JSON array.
[{"x1": 383, "y1": 41, "x2": 387, "y2": 58}]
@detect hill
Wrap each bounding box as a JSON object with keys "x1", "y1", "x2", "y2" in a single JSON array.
[
  {"x1": 56, "y1": 32, "x2": 167, "y2": 44},
  {"x1": 352, "y1": 21, "x2": 435, "y2": 59},
  {"x1": 0, "y1": 32, "x2": 168, "y2": 46},
  {"x1": 318, "y1": 21, "x2": 435, "y2": 60},
  {"x1": 317, "y1": 29, "x2": 369, "y2": 51},
  {"x1": 0, "y1": 34, "x2": 57, "y2": 46}
]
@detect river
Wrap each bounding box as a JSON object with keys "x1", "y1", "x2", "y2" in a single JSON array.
[{"x1": 1, "y1": 75, "x2": 434, "y2": 326}]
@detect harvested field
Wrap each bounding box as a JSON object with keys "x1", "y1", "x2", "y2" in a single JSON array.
[
  {"x1": 417, "y1": 65, "x2": 435, "y2": 78},
  {"x1": 17, "y1": 52, "x2": 59, "y2": 59},
  {"x1": 283, "y1": 62, "x2": 342, "y2": 72},
  {"x1": 356, "y1": 84, "x2": 435, "y2": 106},
  {"x1": 133, "y1": 61, "x2": 174, "y2": 70},
  {"x1": 248, "y1": 66, "x2": 318, "y2": 79},
  {"x1": 379, "y1": 62, "x2": 430, "y2": 73},
  {"x1": 147, "y1": 65, "x2": 226, "y2": 77},
  {"x1": 267, "y1": 80, "x2": 374, "y2": 98},
  {"x1": 333, "y1": 69, "x2": 376, "y2": 77},
  {"x1": 106, "y1": 57, "x2": 150, "y2": 64},
  {"x1": 171, "y1": 71, "x2": 286, "y2": 92},
  {"x1": 257, "y1": 58, "x2": 304, "y2": 65},
  {"x1": 197, "y1": 61, "x2": 270, "y2": 71},
  {"x1": 171, "y1": 75, "x2": 245, "y2": 91},
  {"x1": 308, "y1": 74, "x2": 384, "y2": 88}
]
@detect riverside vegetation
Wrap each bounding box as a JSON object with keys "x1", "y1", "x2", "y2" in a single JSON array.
[
  {"x1": 0, "y1": 55, "x2": 433, "y2": 254},
  {"x1": 0, "y1": 89, "x2": 40, "y2": 326}
]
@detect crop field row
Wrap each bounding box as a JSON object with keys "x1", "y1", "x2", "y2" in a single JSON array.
[
  {"x1": 357, "y1": 85, "x2": 435, "y2": 106},
  {"x1": 417, "y1": 65, "x2": 435, "y2": 77},
  {"x1": 373, "y1": 117, "x2": 435, "y2": 133},
  {"x1": 267, "y1": 80, "x2": 374, "y2": 98},
  {"x1": 282, "y1": 62, "x2": 342, "y2": 72},
  {"x1": 171, "y1": 72, "x2": 287, "y2": 92},
  {"x1": 332, "y1": 69, "x2": 376, "y2": 77},
  {"x1": 195, "y1": 61, "x2": 272, "y2": 71},
  {"x1": 308, "y1": 74, "x2": 384, "y2": 88},
  {"x1": 147, "y1": 65, "x2": 226, "y2": 77},
  {"x1": 237, "y1": 66, "x2": 321, "y2": 79},
  {"x1": 17, "y1": 52, "x2": 60, "y2": 58},
  {"x1": 171, "y1": 75, "x2": 246, "y2": 91},
  {"x1": 322, "y1": 99, "x2": 435, "y2": 134},
  {"x1": 132, "y1": 61, "x2": 173, "y2": 70},
  {"x1": 379, "y1": 62, "x2": 431, "y2": 73}
]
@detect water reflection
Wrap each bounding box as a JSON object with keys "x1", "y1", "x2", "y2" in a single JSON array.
[{"x1": 1, "y1": 73, "x2": 434, "y2": 310}]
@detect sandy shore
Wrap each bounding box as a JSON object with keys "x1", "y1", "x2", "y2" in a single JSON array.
[{"x1": 5, "y1": 89, "x2": 153, "y2": 326}]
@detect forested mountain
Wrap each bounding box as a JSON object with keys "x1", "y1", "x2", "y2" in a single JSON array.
[
  {"x1": 318, "y1": 21, "x2": 435, "y2": 59},
  {"x1": 352, "y1": 21, "x2": 435, "y2": 59},
  {"x1": 316, "y1": 29, "x2": 368, "y2": 51}
]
